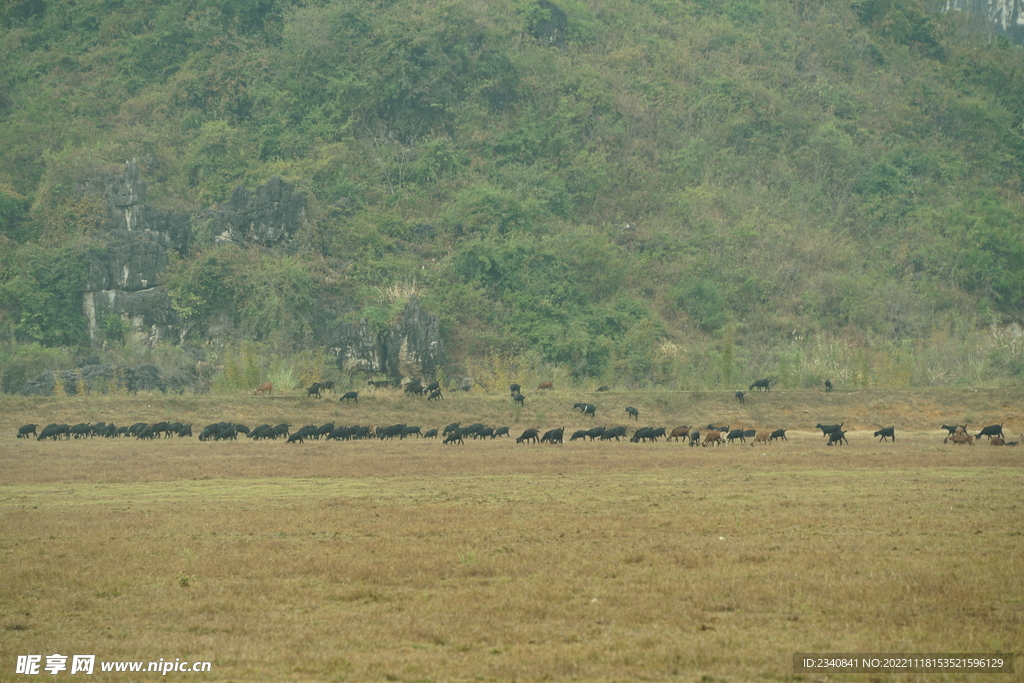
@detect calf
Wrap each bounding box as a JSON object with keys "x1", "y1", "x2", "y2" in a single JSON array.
[
  {"x1": 339, "y1": 391, "x2": 359, "y2": 403},
  {"x1": 253, "y1": 382, "x2": 273, "y2": 395},
  {"x1": 735, "y1": 390, "x2": 745, "y2": 404},
  {"x1": 824, "y1": 379, "x2": 833, "y2": 393},
  {"x1": 826, "y1": 430, "x2": 848, "y2": 446},
  {"x1": 874, "y1": 426, "x2": 895, "y2": 443},
  {"x1": 749, "y1": 379, "x2": 771, "y2": 391},
  {"x1": 625, "y1": 406, "x2": 639, "y2": 421},
  {"x1": 428, "y1": 389, "x2": 443, "y2": 401},
  {"x1": 944, "y1": 433, "x2": 974, "y2": 446},
  {"x1": 769, "y1": 428, "x2": 788, "y2": 442},
  {"x1": 989, "y1": 436, "x2": 1005, "y2": 446}
]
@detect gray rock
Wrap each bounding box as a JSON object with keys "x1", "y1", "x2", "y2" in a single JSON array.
[{"x1": 330, "y1": 296, "x2": 443, "y2": 380}]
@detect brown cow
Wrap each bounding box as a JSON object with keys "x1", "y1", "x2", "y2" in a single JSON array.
[
  {"x1": 253, "y1": 382, "x2": 273, "y2": 395},
  {"x1": 538, "y1": 381, "x2": 554, "y2": 390},
  {"x1": 990, "y1": 436, "x2": 1005, "y2": 446},
  {"x1": 751, "y1": 430, "x2": 770, "y2": 446},
  {"x1": 944, "y1": 433, "x2": 974, "y2": 446},
  {"x1": 669, "y1": 426, "x2": 691, "y2": 442},
  {"x1": 702, "y1": 430, "x2": 723, "y2": 447}
]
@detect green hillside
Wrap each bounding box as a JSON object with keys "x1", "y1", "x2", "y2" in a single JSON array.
[{"x1": 2, "y1": 0, "x2": 1024, "y2": 389}]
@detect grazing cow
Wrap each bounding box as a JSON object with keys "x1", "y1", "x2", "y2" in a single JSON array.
[
  {"x1": 630, "y1": 427, "x2": 655, "y2": 443},
  {"x1": 273, "y1": 423, "x2": 291, "y2": 439},
  {"x1": 404, "y1": 380, "x2": 424, "y2": 395},
  {"x1": 749, "y1": 379, "x2": 771, "y2": 392},
  {"x1": 538, "y1": 381, "x2": 554, "y2": 390},
  {"x1": 516, "y1": 428, "x2": 540, "y2": 444},
  {"x1": 253, "y1": 382, "x2": 273, "y2": 395},
  {"x1": 944, "y1": 433, "x2": 974, "y2": 446},
  {"x1": 37, "y1": 423, "x2": 69, "y2": 441},
  {"x1": 751, "y1": 430, "x2": 770, "y2": 446},
  {"x1": 340, "y1": 391, "x2": 358, "y2": 403},
  {"x1": 702, "y1": 430, "x2": 723, "y2": 447},
  {"x1": 707, "y1": 424, "x2": 729, "y2": 433},
  {"x1": 585, "y1": 426, "x2": 605, "y2": 441},
  {"x1": 570, "y1": 429, "x2": 589, "y2": 442},
  {"x1": 320, "y1": 380, "x2": 336, "y2": 393},
  {"x1": 287, "y1": 431, "x2": 305, "y2": 444},
  {"x1": 540, "y1": 427, "x2": 564, "y2": 444},
  {"x1": 669, "y1": 426, "x2": 691, "y2": 442},
  {"x1": 443, "y1": 429, "x2": 465, "y2": 445},
  {"x1": 463, "y1": 423, "x2": 486, "y2": 438},
  {"x1": 824, "y1": 379, "x2": 833, "y2": 393},
  {"x1": 510, "y1": 383, "x2": 521, "y2": 395},
  {"x1": 177, "y1": 424, "x2": 193, "y2": 438},
  {"x1": 17, "y1": 424, "x2": 37, "y2": 438},
  {"x1": 579, "y1": 403, "x2": 597, "y2": 417},
  {"x1": 769, "y1": 429, "x2": 788, "y2": 443},
  {"x1": 975, "y1": 424, "x2": 1004, "y2": 440},
  {"x1": 874, "y1": 426, "x2": 895, "y2": 443},
  {"x1": 249, "y1": 425, "x2": 275, "y2": 440},
  {"x1": 402, "y1": 425, "x2": 422, "y2": 439},
  {"x1": 688, "y1": 430, "x2": 701, "y2": 446},
  {"x1": 625, "y1": 406, "x2": 639, "y2": 421},
  {"x1": 69, "y1": 423, "x2": 92, "y2": 439},
  {"x1": 512, "y1": 392, "x2": 526, "y2": 407},
  {"x1": 726, "y1": 429, "x2": 746, "y2": 445},
  {"x1": 326, "y1": 426, "x2": 351, "y2": 441},
  {"x1": 316, "y1": 423, "x2": 335, "y2": 440},
  {"x1": 493, "y1": 426, "x2": 510, "y2": 439},
  {"x1": 826, "y1": 430, "x2": 848, "y2": 446},
  {"x1": 989, "y1": 436, "x2": 1005, "y2": 446},
  {"x1": 423, "y1": 428, "x2": 439, "y2": 439},
  {"x1": 443, "y1": 422, "x2": 461, "y2": 436},
  {"x1": 428, "y1": 389, "x2": 443, "y2": 401},
  {"x1": 600, "y1": 426, "x2": 627, "y2": 441},
  {"x1": 816, "y1": 423, "x2": 844, "y2": 437},
  {"x1": 306, "y1": 383, "x2": 323, "y2": 399},
  {"x1": 941, "y1": 424, "x2": 967, "y2": 436},
  {"x1": 597, "y1": 385, "x2": 610, "y2": 392},
  {"x1": 425, "y1": 381, "x2": 440, "y2": 394},
  {"x1": 735, "y1": 391, "x2": 745, "y2": 404},
  {"x1": 742, "y1": 428, "x2": 757, "y2": 438}
]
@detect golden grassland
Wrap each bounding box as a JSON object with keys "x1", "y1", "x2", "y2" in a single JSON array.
[{"x1": 1, "y1": 388, "x2": 1022, "y2": 682}]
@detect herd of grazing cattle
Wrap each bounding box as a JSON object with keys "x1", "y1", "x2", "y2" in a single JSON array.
[{"x1": 12, "y1": 376, "x2": 1019, "y2": 447}]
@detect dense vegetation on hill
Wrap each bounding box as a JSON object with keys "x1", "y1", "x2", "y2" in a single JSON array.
[{"x1": 1, "y1": 0, "x2": 1024, "y2": 390}]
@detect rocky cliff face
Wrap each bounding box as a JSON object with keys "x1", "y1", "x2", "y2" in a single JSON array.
[
  {"x1": 81, "y1": 161, "x2": 309, "y2": 345},
  {"x1": 330, "y1": 296, "x2": 444, "y2": 380},
  {"x1": 946, "y1": 0, "x2": 1024, "y2": 44}
]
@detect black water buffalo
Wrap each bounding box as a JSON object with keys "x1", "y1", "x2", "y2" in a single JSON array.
[
  {"x1": 423, "y1": 428, "x2": 439, "y2": 439},
  {"x1": 688, "y1": 430, "x2": 701, "y2": 446},
  {"x1": 941, "y1": 424, "x2": 967, "y2": 436},
  {"x1": 37, "y1": 423, "x2": 69, "y2": 440},
  {"x1": 306, "y1": 383, "x2": 323, "y2": 399},
  {"x1": 427, "y1": 389, "x2": 443, "y2": 401},
  {"x1": 339, "y1": 391, "x2": 358, "y2": 403},
  {"x1": 286, "y1": 431, "x2": 305, "y2": 444},
  {"x1": 586, "y1": 426, "x2": 605, "y2": 441},
  {"x1": 625, "y1": 406, "x2": 639, "y2": 421},
  {"x1": 512, "y1": 392, "x2": 526, "y2": 406},
  {"x1": 402, "y1": 425, "x2": 422, "y2": 439},
  {"x1": 510, "y1": 383, "x2": 521, "y2": 395},
  {"x1": 570, "y1": 429, "x2": 588, "y2": 442},
  {"x1": 824, "y1": 379, "x2": 833, "y2": 392},
  {"x1": 443, "y1": 429, "x2": 465, "y2": 445},
  {"x1": 443, "y1": 422, "x2": 460, "y2": 436},
  {"x1": 874, "y1": 426, "x2": 895, "y2": 442},
  {"x1": 735, "y1": 390, "x2": 745, "y2": 404},
  {"x1": 493, "y1": 426, "x2": 510, "y2": 439},
  {"x1": 769, "y1": 429, "x2": 788, "y2": 442},
  {"x1": 749, "y1": 379, "x2": 771, "y2": 391},
  {"x1": 17, "y1": 424, "x2": 37, "y2": 438}
]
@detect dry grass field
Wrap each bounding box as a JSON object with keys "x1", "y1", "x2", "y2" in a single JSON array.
[{"x1": 1, "y1": 387, "x2": 1022, "y2": 682}]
